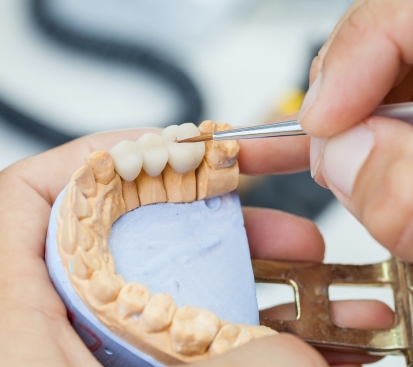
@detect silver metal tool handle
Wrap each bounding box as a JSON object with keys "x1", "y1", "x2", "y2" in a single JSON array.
[
  {"x1": 375, "y1": 102, "x2": 413, "y2": 124},
  {"x1": 211, "y1": 101, "x2": 413, "y2": 142},
  {"x1": 213, "y1": 120, "x2": 304, "y2": 141}
]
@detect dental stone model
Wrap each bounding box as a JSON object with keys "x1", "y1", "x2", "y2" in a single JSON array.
[{"x1": 46, "y1": 121, "x2": 276, "y2": 367}]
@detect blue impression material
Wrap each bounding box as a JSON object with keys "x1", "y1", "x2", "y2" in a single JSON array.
[{"x1": 108, "y1": 191, "x2": 259, "y2": 325}]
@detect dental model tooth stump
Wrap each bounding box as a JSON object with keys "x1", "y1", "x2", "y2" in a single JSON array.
[{"x1": 46, "y1": 122, "x2": 276, "y2": 367}]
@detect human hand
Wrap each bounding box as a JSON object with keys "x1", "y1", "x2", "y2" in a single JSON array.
[
  {"x1": 298, "y1": 0, "x2": 413, "y2": 262},
  {"x1": 0, "y1": 129, "x2": 391, "y2": 367}
]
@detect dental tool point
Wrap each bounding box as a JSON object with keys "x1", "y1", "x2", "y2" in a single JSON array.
[
  {"x1": 177, "y1": 101, "x2": 413, "y2": 143},
  {"x1": 177, "y1": 134, "x2": 213, "y2": 143},
  {"x1": 178, "y1": 121, "x2": 304, "y2": 143}
]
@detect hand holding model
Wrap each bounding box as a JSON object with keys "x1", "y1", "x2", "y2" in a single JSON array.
[
  {"x1": 0, "y1": 129, "x2": 392, "y2": 367},
  {"x1": 0, "y1": 0, "x2": 411, "y2": 366}
]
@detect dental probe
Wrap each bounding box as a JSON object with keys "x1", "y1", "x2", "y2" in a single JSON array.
[{"x1": 177, "y1": 101, "x2": 413, "y2": 143}]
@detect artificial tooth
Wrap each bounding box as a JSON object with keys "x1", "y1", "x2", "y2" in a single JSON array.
[
  {"x1": 59, "y1": 212, "x2": 80, "y2": 255},
  {"x1": 136, "y1": 133, "x2": 169, "y2": 177},
  {"x1": 117, "y1": 282, "x2": 151, "y2": 317},
  {"x1": 86, "y1": 151, "x2": 115, "y2": 185},
  {"x1": 59, "y1": 182, "x2": 92, "y2": 220},
  {"x1": 198, "y1": 121, "x2": 240, "y2": 169},
  {"x1": 89, "y1": 271, "x2": 123, "y2": 304},
  {"x1": 209, "y1": 324, "x2": 253, "y2": 356},
  {"x1": 72, "y1": 165, "x2": 97, "y2": 198},
  {"x1": 161, "y1": 123, "x2": 205, "y2": 174},
  {"x1": 70, "y1": 248, "x2": 101, "y2": 280},
  {"x1": 109, "y1": 140, "x2": 143, "y2": 182},
  {"x1": 171, "y1": 306, "x2": 220, "y2": 355},
  {"x1": 142, "y1": 293, "x2": 176, "y2": 332}
]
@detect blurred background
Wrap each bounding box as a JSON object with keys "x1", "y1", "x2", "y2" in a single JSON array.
[{"x1": 0, "y1": 0, "x2": 402, "y2": 365}]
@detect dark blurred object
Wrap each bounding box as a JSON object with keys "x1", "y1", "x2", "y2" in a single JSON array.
[
  {"x1": 0, "y1": 99, "x2": 75, "y2": 146},
  {"x1": 240, "y1": 172, "x2": 334, "y2": 219},
  {"x1": 0, "y1": 0, "x2": 204, "y2": 147},
  {"x1": 32, "y1": 0, "x2": 203, "y2": 127}
]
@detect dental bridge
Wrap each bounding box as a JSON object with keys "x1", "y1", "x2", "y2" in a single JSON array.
[{"x1": 50, "y1": 121, "x2": 413, "y2": 366}]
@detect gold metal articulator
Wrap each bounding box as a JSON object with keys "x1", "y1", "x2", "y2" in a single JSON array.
[{"x1": 253, "y1": 257, "x2": 413, "y2": 366}]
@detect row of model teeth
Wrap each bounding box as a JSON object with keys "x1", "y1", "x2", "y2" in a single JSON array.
[
  {"x1": 59, "y1": 157, "x2": 273, "y2": 360},
  {"x1": 71, "y1": 258, "x2": 255, "y2": 357},
  {"x1": 61, "y1": 185, "x2": 260, "y2": 357},
  {"x1": 109, "y1": 123, "x2": 205, "y2": 181},
  {"x1": 58, "y1": 129, "x2": 274, "y2": 360}
]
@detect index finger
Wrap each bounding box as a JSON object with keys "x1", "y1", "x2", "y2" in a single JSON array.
[{"x1": 239, "y1": 135, "x2": 310, "y2": 175}]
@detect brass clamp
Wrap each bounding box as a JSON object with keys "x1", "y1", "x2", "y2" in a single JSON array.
[{"x1": 253, "y1": 257, "x2": 413, "y2": 366}]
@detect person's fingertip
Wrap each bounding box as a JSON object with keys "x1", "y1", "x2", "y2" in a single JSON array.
[
  {"x1": 309, "y1": 137, "x2": 334, "y2": 189},
  {"x1": 243, "y1": 207, "x2": 325, "y2": 262},
  {"x1": 321, "y1": 123, "x2": 375, "y2": 197},
  {"x1": 310, "y1": 137, "x2": 325, "y2": 178},
  {"x1": 331, "y1": 300, "x2": 394, "y2": 330},
  {"x1": 313, "y1": 173, "x2": 329, "y2": 189},
  {"x1": 298, "y1": 73, "x2": 322, "y2": 124},
  {"x1": 309, "y1": 56, "x2": 322, "y2": 85},
  {"x1": 318, "y1": 116, "x2": 413, "y2": 260}
]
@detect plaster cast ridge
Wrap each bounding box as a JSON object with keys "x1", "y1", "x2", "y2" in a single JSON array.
[{"x1": 56, "y1": 123, "x2": 276, "y2": 364}]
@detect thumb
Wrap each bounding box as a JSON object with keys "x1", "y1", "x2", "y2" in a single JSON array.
[
  {"x1": 299, "y1": 0, "x2": 413, "y2": 137},
  {"x1": 191, "y1": 334, "x2": 328, "y2": 367},
  {"x1": 314, "y1": 116, "x2": 413, "y2": 262}
]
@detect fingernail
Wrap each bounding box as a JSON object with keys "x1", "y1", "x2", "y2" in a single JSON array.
[
  {"x1": 298, "y1": 73, "x2": 322, "y2": 122},
  {"x1": 322, "y1": 124, "x2": 374, "y2": 197},
  {"x1": 310, "y1": 137, "x2": 325, "y2": 178}
]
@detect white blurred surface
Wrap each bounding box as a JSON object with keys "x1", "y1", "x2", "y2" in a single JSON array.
[{"x1": 0, "y1": 0, "x2": 405, "y2": 365}]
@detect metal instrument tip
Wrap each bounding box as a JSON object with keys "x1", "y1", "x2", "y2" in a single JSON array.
[{"x1": 176, "y1": 134, "x2": 213, "y2": 143}]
